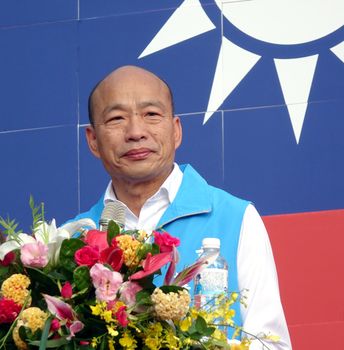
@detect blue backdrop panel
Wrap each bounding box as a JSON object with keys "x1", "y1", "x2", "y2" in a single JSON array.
[
  {"x1": 0, "y1": 1, "x2": 343, "y2": 227},
  {"x1": 0, "y1": 22, "x2": 78, "y2": 131},
  {"x1": 223, "y1": 99, "x2": 344, "y2": 215},
  {"x1": 0, "y1": 126, "x2": 78, "y2": 230},
  {"x1": 0, "y1": 0, "x2": 77, "y2": 27},
  {"x1": 176, "y1": 112, "x2": 224, "y2": 190}
]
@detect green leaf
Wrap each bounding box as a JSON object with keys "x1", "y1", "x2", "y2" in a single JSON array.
[
  {"x1": 135, "y1": 290, "x2": 153, "y2": 305},
  {"x1": 195, "y1": 316, "x2": 208, "y2": 333},
  {"x1": 0, "y1": 265, "x2": 9, "y2": 278},
  {"x1": 39, "y1": 317, "x2": 52, "y2": 350},
  {"x1": 135, "y1": 243, "x2": 152, "y2": 261},
  {"x1": 202, "y1": 326, "x2": 215, "y2": 337},
  {"x1": 73, "y1": 266, "x2": 91, "y2": 291},
  {"x1": 29, "y1": 195, "x2": 44, "y2": 232},
  {"x1": 107, "y1": 220, "x2": 121, "y2": 245},
  {"x1": 18, "y1": 326, "x2": 27, "y2": 343},
  {"x1": 30, "y1": 337, "x2": 69, "y2": 348},
  {"x1": 26, "y1": 267, "x2": 59, "y2": 295},
  {"x1": 159, "y1": 285, "x2": 185, "y2": 294},
  {"x1": 59, "y1": 239, "x2": 86, "y2": 272},
  {"x1": 99, "y1": 335, "x2": 108, "y2": 350}
]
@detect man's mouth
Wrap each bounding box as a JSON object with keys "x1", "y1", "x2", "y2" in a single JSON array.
[{"x1": 123, "y1": 148, "x2": 153, "y2": 160}]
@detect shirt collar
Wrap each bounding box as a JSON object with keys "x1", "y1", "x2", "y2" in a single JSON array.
[{"x1": 104, "y1": 163, "x2": 183, "y2": 206}]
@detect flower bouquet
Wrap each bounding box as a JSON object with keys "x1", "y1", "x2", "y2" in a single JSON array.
[{"x1": 0, "y1": 199, "x2": 273, "y2": 349}]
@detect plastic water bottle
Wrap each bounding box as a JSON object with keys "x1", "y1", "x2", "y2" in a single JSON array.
[{"x1": 193, "y1": 237, "x2": 228, "y2": 309}]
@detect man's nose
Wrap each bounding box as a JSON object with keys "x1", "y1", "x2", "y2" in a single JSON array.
[{"x1": 124, "y1": 116, "x2": 148, "y2": 142}]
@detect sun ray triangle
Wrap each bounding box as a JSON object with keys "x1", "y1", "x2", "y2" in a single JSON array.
[
  {"x1": 274, "y1": 55, "x2": 318, "y2": 143},
  {"x1": 330, "y1": 40, "x2": 344, "y2": 63},
  {"x1": 139, "y1": 0, "x2": 215, "y2": 59},
  {"x1": 203, "y1": 36, "x2": 261, "y2": 124}
]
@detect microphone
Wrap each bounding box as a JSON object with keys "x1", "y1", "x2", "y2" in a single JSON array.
[{"x1": 99, "y1": 202, "x2": 126, "y2": 232}]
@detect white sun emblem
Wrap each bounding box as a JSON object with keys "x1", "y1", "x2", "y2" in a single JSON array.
[{"x1": 139, "y1": 0, "x2": 344, "y2": 144}]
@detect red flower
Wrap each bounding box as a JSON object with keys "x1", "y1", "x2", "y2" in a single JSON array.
[
  {"x1": 0, "y1": 298, "x2": 21, "y2": 324},
  {"x1": 0, "y1": 251, "x2": 16, "y2": 266},
  {"x1": 84, "y1": 230, "x2": 109, "y2": 251},
  {"x1": 75, "y1": 246, "x2": 100, "y2": 267},
  {"x1": 61, "y1": 281, "x2": 73, "y2": 299},
  {"x1": 153, "y1": 231, "x2": 180, "y2": 253},
  {"x1": 50, "y1": 318, "x2": 60, "y2": 332},
  {"x1": 100, "y1": 245, "x2": 124, "y2": 271},
  {"x1": 130, "y1": 252, "x2": 172, "y2": 280},
  {"x1": 115, "y1": 305, "x2": 128, "y2": 327}
]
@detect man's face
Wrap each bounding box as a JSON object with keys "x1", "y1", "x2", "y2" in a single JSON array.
[{"x1": 86, "y1": 68, "x2": 182, "y2": 186}]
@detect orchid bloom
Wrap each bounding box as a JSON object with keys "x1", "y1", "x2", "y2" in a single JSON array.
[
  {"x1": 0, "y1": 218, "x2": 96, "y2": 264},
  {"x1": 43, "y1": 294, "x2": 84, "y2": 340},
  {"x1": 171, "y1": 253, "x2": 215, "y2": 286},
  {"x1": 164, "y1": 245, "x2": 179, "y2": 285}
]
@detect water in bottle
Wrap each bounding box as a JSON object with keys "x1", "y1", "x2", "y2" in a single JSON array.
[{"x1": 193, "y1": 237, "x2": 228, "y2": 310}]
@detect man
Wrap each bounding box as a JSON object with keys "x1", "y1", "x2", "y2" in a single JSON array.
[{"x1": 75, "y1": 65, "x2": 292, "y2": 349}]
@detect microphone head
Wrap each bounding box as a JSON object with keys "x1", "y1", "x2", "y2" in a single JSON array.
[{"x1": 99, "y1": 202, "x2": 125, "y2": 231}]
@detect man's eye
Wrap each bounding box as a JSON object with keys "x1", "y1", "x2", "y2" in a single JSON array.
[
  {"x1": 146, "y1": 112, "x2": 163, "y2": 120},
  {"x1": 105, "y1": 116, "x2": 124, "y2": 125}
]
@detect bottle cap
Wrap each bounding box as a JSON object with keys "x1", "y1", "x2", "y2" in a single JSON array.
[{"x1": 202, "y1": 237, "x2": 220, "y2": 249}]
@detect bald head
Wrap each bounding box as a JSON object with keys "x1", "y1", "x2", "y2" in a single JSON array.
[{"x1": 88, "y1": 66, "x2": 174, "y2": 125}]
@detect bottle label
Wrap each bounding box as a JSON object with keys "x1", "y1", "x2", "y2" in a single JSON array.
[{"x1": 199, "y1": 268, "x2": 228, "y2": 294}]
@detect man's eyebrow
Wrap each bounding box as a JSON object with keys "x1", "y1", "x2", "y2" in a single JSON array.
[
  {"x1": 137, "y1": 100, "x2": 166, "y2": 110},
  {"x1": 102, "y1": 103, "x2": 127, "y2": 116},
  {"x1": 102, "y1": 100, "x2": 167, "y2": 116}
]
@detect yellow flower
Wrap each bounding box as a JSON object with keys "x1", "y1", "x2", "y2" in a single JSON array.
[
  {"x1": 137, "y1": 229, "x2": 149, "y2": 241},
  {"x1": 116, "y1": 235, "x2": 142, "y2": 267},
  {"x1": 179, "y1": 316, "x2": 192, "y2": 332},
  {"x1": 143, "y1": 322, "x2": 164, "y2": 350},
  {"x1": 1, "y1": 274, "x2": 30, "y2": 306},
  {"x1": 107, "y1": 325, "x2": 119, "y2": 337},
  {"x1": 119, "y1": 330, "x2": 137, "y2": 349},
  {"x1": 108, "y1": 338, "x2": 116, "y2": 350},
  {"x1": 145, "y1": 337, "x2": 161, "y2": 350},
  {"x1": 91, "y1": 337, "x2": 98, "y2": 348},
  {"x1": 103, "y1": 310, "x2": 114, "y2": 323},
  {"x1": 163, "y1": 328, "x2": 180, "y2": 349},
  {"x1": 90, "y1": 303, "x2": 103, "y2": 316},
  {"x1": 12, "y1": 307, "x2": 47, "y2": 350}
]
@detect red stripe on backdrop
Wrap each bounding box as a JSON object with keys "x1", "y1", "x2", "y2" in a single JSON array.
[{"x1": 263, "y1": 209, "x2": 344, "y2": 350}]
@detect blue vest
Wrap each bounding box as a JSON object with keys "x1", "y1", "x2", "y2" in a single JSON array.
[{"x1": 73, "y1": 164, "x2": 249, "y2": 337}]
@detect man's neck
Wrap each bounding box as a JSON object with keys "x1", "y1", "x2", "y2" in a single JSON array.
[{"x1": 111, "y1": 171, "x2": 172, "y2": 217}]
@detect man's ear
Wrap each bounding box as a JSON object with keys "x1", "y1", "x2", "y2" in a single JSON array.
[
  {"x1": 173, "y1": 116, "x2": 182, "y2": 150},
  {"x1": 85, "y1": 126, "x2": 101, "y2": 158}
]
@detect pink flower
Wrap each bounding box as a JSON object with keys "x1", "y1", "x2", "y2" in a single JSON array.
[
  {"x1": 68, "y1": 320, "x2": 84, "y2": 340},
  {"x1": 0, "y1": 251, "x2": 16, "y2": 266},
  {"x1": 42, "y1": 294, "x2": 84, "y2": 340},
  {"x1": 20, "y1": 241, "x2": 49, "y2": 268},
  {"x1": 164, "y1": 245, "x2": 180, "y2": 285},
  {"x1": 130, "y1": 252, "x2": 172, "y2": 280},
  {"x1": 90, "y1": 263, "x2": 123, "y2": 302},
  {"x1": 115, "y1": 305, "x2": 128, "y2": 327},
  {"x1": 75, "y1": 246, "x2": 100, "y2": 267},
  {"x1": 0, "y1": 298, "x2": 22, "y2": 324},
  {"x1": 119, "y1": 281, "x2": 142, "y2": 307},
  {"x1": 153, "y1": 231, "x2": 180, "y2": 253},
  {"x1": 172, "y1": 254, "x2": 211, "y2": 286},
  {"x1": 50, "y1": 318, "x2": 60, "y2": 332},
  {"x1": 61, "y1": 281, "x2": 73, "y2": 299},
  {"x1": 84, "y1": 230, "x2": 108, "y2": 251}
]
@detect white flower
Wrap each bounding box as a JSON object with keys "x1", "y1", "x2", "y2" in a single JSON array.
[{"x1": 0, "y1": 218, "x2": 96, "y2": 264}]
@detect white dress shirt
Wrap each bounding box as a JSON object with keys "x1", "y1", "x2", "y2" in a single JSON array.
[{"x1": 104, "y1": 164, "x2": 292, "y2": 350}]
